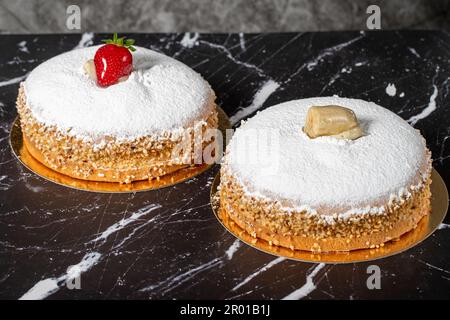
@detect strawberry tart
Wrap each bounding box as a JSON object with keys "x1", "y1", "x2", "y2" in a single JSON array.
[
  {"x1": 219, "y1": 97, "x2": 432, "y2": 252},
  {"x1": 17, "y1": 35, "x2": 218, "y2": 183}
]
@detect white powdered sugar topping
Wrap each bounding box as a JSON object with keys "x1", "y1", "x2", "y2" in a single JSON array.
[
  {"x1": 225, "y1": 97, "x2": 430, "y2": 214},
  {"x1": 23, "y1": 46, "x2": 215, "y2": 141}
]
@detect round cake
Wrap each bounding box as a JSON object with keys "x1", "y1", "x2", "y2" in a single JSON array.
[
  {"x1": 219, "y1": 97, "x2": 432, "y2": 252},
  {"x1": 17, "y1": 45, "x2": 217, "y2": 183}
]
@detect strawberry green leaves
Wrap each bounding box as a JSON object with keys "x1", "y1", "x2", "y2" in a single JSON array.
[{"x1": 101, "y1": 33, "x2": 136, "y2": 52}]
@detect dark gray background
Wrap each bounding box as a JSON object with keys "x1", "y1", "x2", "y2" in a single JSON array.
[{"x1": 1, "y1": 0, "x2": 450, "y2": 33}]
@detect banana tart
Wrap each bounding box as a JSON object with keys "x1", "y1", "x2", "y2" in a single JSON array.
[
  {"x1": 17, "y1": 35, "x2": 218, "y2": 183},
  {"x1": 219, "y1": 97, "x2": 432, "y2": 252}
]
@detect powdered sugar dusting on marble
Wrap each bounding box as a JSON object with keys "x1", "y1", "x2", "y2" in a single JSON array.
[
  {"x1": 180, "y1": 32, "x2": 199, "y2": 48},
  {"x1": 385, "y1": 83, "x2": 397, "y2": 96},
  {"x1": 18, "y1": 41, "x2": 29, "y2": 53},
  {"x1": 224, "y1": 97, "x2": 430, "y2": 218},
  {"x1": 23, "y1": 46, "x2": 215, "y2": 141}
]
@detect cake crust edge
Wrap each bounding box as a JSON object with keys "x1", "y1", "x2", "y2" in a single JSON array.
[
  {"x1": 17, "y1": 84, "x2": 219, "y2": 183},
  {"x1": 219, "y1": 163, "x2": 432, "y2": 252}
]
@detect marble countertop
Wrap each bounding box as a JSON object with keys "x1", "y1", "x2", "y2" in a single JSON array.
[{"x1": 0, "y1": 31, "x2": 449, "y2": 299}]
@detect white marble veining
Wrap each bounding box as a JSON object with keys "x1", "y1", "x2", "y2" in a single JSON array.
[
  {"x1": 230, "y1": 79, "x2": 280, "y2": 125},
  {"x1": 0, "y1": 74, "x2": 27, "y2": 87},
  {"x1": 231, "y1": 257, "x2": 285, "y2": 291},
  {"x1": 408, "y1": 85, "x2": 438, "y2": 125},
  {"x1": 0, "y1": 32, "x2": 448, "y2": 300},
  {"x1": 282, "y1": 263, "x2": 326, "y2": 300},
  {"x1": 20, "y1": 252, "x2": 102, "y2": 300}
]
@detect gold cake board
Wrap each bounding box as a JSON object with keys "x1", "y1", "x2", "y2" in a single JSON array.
[
  {"x1": 10, "y1": 107, "x2": 231, "y2": 193},
  {"x1": 210, "y1": 170, "x2": 448, "y2": 264}
]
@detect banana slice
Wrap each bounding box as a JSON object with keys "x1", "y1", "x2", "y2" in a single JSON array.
[
  {"x1": 304, "y1": 105, "x2": 364, "y2": 140},
  {"x1": 83, "y1": 60, "x2": 97, "y2": 81}
]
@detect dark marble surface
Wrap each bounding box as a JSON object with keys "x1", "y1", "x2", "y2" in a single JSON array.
[{"x1": 0, "y1": 31, "x2": 449, "y2": 300}]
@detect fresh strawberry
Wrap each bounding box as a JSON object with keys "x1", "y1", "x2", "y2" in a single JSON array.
[{"x1": 94, "y1": 33, "x2": 136, "y2": 87}]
